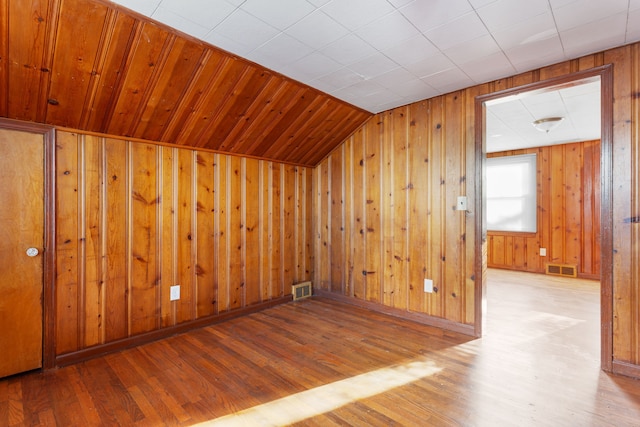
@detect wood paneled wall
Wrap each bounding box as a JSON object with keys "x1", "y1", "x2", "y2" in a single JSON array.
[
  {"x1": 315, "y1": 42, "x2": 640, "y2": 374},
  {"x1": 55, "y1": 130, "x2": 312, "y2": 356},
  {"x1": 487, "y1": 141, "x2": 601, "y2": 279},
  {"x1": 314, "y1": 95, "x2": 476, "y2": 331}
]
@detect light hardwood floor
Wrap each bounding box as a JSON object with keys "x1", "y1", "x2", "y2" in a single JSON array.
[{"x1": 1, "y1": 269, "x2": 639, "y2": 426}]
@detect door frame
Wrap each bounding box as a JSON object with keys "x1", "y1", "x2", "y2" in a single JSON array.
[
  {"x1": 0, "y1": 118, "x2": 56, "y2": 370},
  {"x1": 473, "y1": 64, "x2": 614, "y2": 372}
]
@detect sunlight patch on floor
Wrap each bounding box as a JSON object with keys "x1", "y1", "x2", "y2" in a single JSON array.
[{"x1": 193, "y1": 359, "x2": 442, "y2": 427}]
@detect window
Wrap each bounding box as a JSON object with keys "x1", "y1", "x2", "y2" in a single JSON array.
[{"x1": 486, "y1": 153, "x2": 537, "y2": 232}]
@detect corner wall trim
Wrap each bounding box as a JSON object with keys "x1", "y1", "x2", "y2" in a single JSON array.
[
  {"x1": 54, "y1": 296, "x2": 292, "y2": 367},
  {"x1": 314, "y1": 289, "x2": 475, "y2": 337}
]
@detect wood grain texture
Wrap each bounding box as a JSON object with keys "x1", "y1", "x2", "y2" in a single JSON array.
[
  {"x1": 315, "y1": 96, "x2": 474, "y2": 326},
  {"x1": 3, "y1": 270, "x2": 640, "y2": 426},
  {"x1": 316, "y1": 43, "x2": 638, "y2": 375},
  {"x1": 486, "y1": 140, "x2": 601, "y2": 279},
  {"x1": 0, "y1": 0, "x2": 371, "y2": 166},
  {"x1": 54, "y1": 129, "x2": 312, "y2": 358}
]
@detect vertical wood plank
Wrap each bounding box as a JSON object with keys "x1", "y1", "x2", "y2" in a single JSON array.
[
  {"x1": 228, "y1": 156, "x2": 243, "y2": 309},
  {"x1": 245, "y1": 158, "x2": 261, "y2": 305},
  {"x1": 129, "y1": 143, "x2": 159, "y2": 335},
  {"x1": 196, "y1": 151, "x2": 216, "y2": 317},
  {"x1": 283, "y1": 165, "x2": 297, "y2": 293},
  {"x1": 365, "y1": 117, "x2": 382, "y2": 303},
  {"x1": 330, "y1": 150, "x2": 344, "y2": 293}
]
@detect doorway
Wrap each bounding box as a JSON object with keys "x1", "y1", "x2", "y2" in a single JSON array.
[
  {"x1": 474, "y1": 65, "x2": 614, "y2": 371},
  {"x1": 0, "y1": 119, "x2": 55, "y2": 377}
]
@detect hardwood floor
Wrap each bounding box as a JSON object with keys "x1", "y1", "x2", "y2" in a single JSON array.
[{"x1": 2, "y1": 269, "x2": 640, "y2": 426}]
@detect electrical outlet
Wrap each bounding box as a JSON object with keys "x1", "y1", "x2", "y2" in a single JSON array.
[
  {"x1": 540, "y1": 248, "x2": 547, "y2": 256},
  {"x1": 170, "y1": 285, "x2": 180, "y2": 301},
  {"x1": 424, "y1": 279, "x2": 434, "y2": 293}
]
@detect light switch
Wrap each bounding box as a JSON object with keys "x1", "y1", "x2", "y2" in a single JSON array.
[{"x1": 456, "y1": 196, "x2": 467, "y2": 211}]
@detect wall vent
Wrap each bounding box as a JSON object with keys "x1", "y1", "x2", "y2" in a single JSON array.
[
  {"x1": 292, "y1": 281, "x2": 312, "y2": 301},
  {"x1": 546, "y1": 263, "x2": 577, "y2": 278}
]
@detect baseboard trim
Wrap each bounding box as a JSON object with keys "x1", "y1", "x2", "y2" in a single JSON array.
[
  {"x1": 55, "y1": 296, "x2": 292, "y2": 367},
  {"x1": 314, "y1": 289, "x2": 475, "y2": 337},
  {"x1": 612, "y1": 360, "x2": 640, "y2": 380}
]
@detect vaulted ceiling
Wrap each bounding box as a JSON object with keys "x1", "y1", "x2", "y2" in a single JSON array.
[
  {"x1": 2, "y1": 0, "x2": 639, "y2": 166},
  {"x1": 0, "y1": 0, "x2": 371, "y2": 166}
]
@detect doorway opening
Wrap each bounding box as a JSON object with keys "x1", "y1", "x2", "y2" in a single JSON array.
[{"x1": 474, "y1": 65, "x2": 613, "y2": 371}]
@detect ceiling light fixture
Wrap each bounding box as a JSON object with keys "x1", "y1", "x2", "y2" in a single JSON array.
[{"x1": 532, "y1": 117, "x2": 564, "y2": 133}]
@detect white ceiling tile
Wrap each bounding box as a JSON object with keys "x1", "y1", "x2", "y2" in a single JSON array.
[
  {"x1": 476, "y1": 0, "x2": 549, "y2": 32},
  {"x1": 627, "y1": 8, "x2": 640, "y2": 42},
  {"x1": 631, "y1": 0, "x2": 640, "y2": 9},
  {"x1": 317, "y1": 67, "x2": 366, "y2": 91},
  {"x1": 211, "y1": 9, "x2": 280, "y2": 52},
  {"x1": 320, "y1": 34, "x2": 378, "y2": 66},
  {"x1": 420, "y1": 67, "x2": 474, "y2": 94},
  {"x1": 492, "y1": 12, "x2": 557, "y2": 51},
  {"x1": 560, "y1": 13, "x2": 627, "y2": 58},
  {"x1": 286, "y1": 11, "x2": 349, "y2": 50},
  {"x1": 469, "y1": 0, "x2": 498, "y2": 8},
  {"x1": 151, "y1": 7, "x2": 209, "y2": 38},
  {"x1": 400, "y1": 0, "x2": 474, "y2": 33},
  {"x1": 203, "y1": 31, "x2": 252, "y2": 56},
  {"x1": 384, "y1": 75, "x2": 439, "y2": 98},
  {"x1": 504, "y1": 35, "x2": 565, "y2": 72},
  {"x1": 156, "y1": 0, "x2": 236, "y2": 30},
  {"x1": 383, "y1": 35, "x2": 439, "y2": 66},
  {"x1": 307, "y1": 0, "x2": 331, "y2": 6},
  {"x1": 459, "y1": 51, "x2": 516, "y2": 84},
  {"x1": 112, "y1": 0, "x2": 161, "y2": 16},
  {"x1": 322, "y1": 0, "x2": 395, "y2": 31},
  {"x1": 248, "y1": 33, "x2": 314, "y2": 68},
  {"x1": 355, "y1": 11, "x2": 419, "y2": 51},
  {"x1": 405, "y1": 53, "x2": 455, "y2": 79},
  {"x1": 425, "y1": 12, "x2": 489, "y2": 51},
  {"x1": 347, "y1": 54, "x2": 399, "y2": 80},
  {"x1": 443, "y1": 34, "x2": 501, "y2": 65},
  {"x1": 553, "y1": 0, "x2": 628, "y2": 32},
  {"x1": 387, "y1": 0, "x2": 414, "y2": 7},
  {"x1": 370, "y1": 67, "x2": 416, "y2": 90},
  {"x1": 340, "y1": 80, "x2": 388, "y2": 98},
  {"x1": 240, "y1": 0, "x2": 315, "y2": 30},
  {"x1": 280, "y1": 52, "x2": 342, "y2": 81}
]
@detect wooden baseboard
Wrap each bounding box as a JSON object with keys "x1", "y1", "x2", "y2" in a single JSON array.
[
  {"x1": 612, "y1": 360, "x2": 640, "y2": 380},
  {"x1": 54, "y1": 296, "x2": 292, "y2": 367},
  {"x1": 314, "y1": 289, "x2": 475, "y2": 337}
]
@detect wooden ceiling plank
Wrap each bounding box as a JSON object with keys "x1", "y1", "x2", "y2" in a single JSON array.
[
  {"x1": 159, "y1": 49, "x2": 226, "y2": 144},
  {"x1": 230, "y1": 83, "x2": 305, "y2": 156},
  {"x1": 126, "y1": 31, "x2": 176, "y2": 138},
  {"x1": 280, "y1": 100, "x2": 337, "y2": 165},
  {"x1": 84, "y1": 10, "x2": 138, "y2": 132},
  {"x1": 105, "y1": 22, "x2": 170, "y2": 137},
  {"x1": 173, "y1": 57, "x2": 247, "y2": 147},
  {"x1": 135, "y1": 38, "x2": 206, "y2": 142},
  {"x1": 221, "y1": 76, "x2": 285, "y2": 154},
  {"x1": 261, "y1": 96, "x2": 330, "y2": 160},
  {"x1": 255, "y1": 88, "x2": 318, "y2": 157},
  {"x1": 296, "y1": 108, "x2": 369, "y2": 165},
  {"x1": 198, "y1": 67, "x2": 273, "y2": 152},
  {"x1": 45, "y1": 0, "x2": 108, "y2": 128},
  {"x1": 36, "y1": 0, "x2": 61, "y2": 122},
  {"x1": 7, "y1": 0, "x2": 54, "y2": 122}
]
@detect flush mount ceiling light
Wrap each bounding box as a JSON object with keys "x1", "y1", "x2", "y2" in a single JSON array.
[{"x1": 532, "y1": 117, "x2": 564, "y2": 133}]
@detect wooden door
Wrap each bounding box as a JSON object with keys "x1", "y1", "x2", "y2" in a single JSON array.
[{"x1": 0, "y1": 128, "x2": 44, "y2": 378}]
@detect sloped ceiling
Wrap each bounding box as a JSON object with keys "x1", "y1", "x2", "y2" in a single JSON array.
[{"x1": 0, "y1": 0, "x2": 372, "y2": 166}]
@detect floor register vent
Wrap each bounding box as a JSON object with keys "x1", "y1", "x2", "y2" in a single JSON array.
[
  {"x1": 292, "y1": 281, "x2": 313, "y2": 301},
  {"x1": 546, "y1": 263, "x2": 577, "y2": 278}
]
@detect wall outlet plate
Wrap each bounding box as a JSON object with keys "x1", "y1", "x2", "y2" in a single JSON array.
[
  {"x1": 540, "y1": 248, "x2": 547, "y2": 256},
  {"x1": 170, "y1": 285, "x2": 180, "y2": 301},
  {"x1": 456, "y1": 196, "x2": 467, "y2": 211},
  {"x1": 424, "y1": 279, "x2": 434, "y2": 293}
]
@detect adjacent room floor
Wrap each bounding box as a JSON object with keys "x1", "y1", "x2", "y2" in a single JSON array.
[{"x1": 1, "y1": 269, "x2": 639, "y2": 426}]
